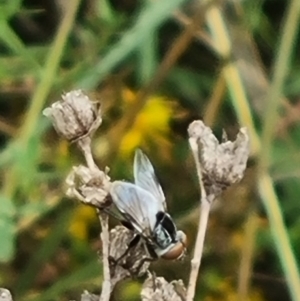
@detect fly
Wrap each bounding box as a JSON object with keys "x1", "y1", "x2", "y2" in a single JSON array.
[{"x1": 109, "y1": 149, "x2": 187, "y2": 261}]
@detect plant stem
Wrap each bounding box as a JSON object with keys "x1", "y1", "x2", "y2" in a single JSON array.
[
  {"x1": 76, "y1": 137, "x2": 111, "y2": 301},
  {"x1": 186, "y1": 199, "x2": 211, "y2": 301},
  {"x1": 99, "y1": 213, "x2": 111, "y2": 301},
  {"x1": 187, "y1": 135, "x2": 213, "y2": 301},
  {"x1": 77, "y1": 138, "x2": 98, "y2": 172}
]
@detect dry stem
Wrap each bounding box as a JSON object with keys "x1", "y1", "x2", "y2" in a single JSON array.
[
  {"x1": 186, "y1": 136, "x2": 213, "y2": 301},
  {"x1": 76, "y1": 138, "x2": 112, "y2": 301},
  {"x1": 99, "y1": 213, "x2": 111, "y2": 301},
  {"x1": 186, "y1": 200, "x2": 211, "y2": 301},
  {"x1": 78, "y1": 138, "x2": 98, "y2": 172}
]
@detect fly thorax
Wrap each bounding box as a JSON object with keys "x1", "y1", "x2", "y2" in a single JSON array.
[{"x1": 153, "y1": 224, "x2": 172, "y2": 249}]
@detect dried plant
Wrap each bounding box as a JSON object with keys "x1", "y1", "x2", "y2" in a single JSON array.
[
  {"x1": 43, "y1": 90, "x2": 113, "y2": 301},
  {"x1": 141, "y1": 272, "x2": 186, "y2": 301},
  {"x1": 2, "y1": 92, "x2": 250, "y2": 301},
  {"x1": 80, "y1": 291, "x2": 99, "y2": 301},
  {"x1": 109, "y1": 226, "x2": 151, "y2": 288},
  {"x1": 186, "y1": 120, "x2": 250, "y2": 301},
  {"x1": 0, "y1": 289, "x2": 13, "y2": 301},
  {"x1": 43, "y1": 90, "x2": 102, "y2": 143},
  {"x1": 42, "y1": 90, "x2": 184, "y2": 301}
]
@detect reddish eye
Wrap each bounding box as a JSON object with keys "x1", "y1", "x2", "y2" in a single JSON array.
[{"x1": 161, "y1": 234, "x2": 187, "y2": 260}]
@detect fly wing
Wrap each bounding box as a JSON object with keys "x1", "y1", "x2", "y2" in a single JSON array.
[
  {"x1": 133, "y1": 149, "x2": 166, "y2": 210},
  {"x1": 109, "y1": 181, "x2": 164, "y2": 236}
]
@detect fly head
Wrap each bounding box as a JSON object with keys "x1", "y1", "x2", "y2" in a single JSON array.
[{"x1": 153, "y1": 212, "x2": 187, "y2": 260}]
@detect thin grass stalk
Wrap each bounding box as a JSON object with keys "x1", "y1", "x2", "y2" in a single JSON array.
[
  {"x1": 2, "y1": 0, "x2": 81, "y2": 208},
  {"x1": 203, "y1": 72, "x2": 226, "y2": 126},
  {"x1": 260, "y1": 0, "x2": 300, "y2": 299},
  {"x1": 260, "y1": 0, "x2": 300, "y2": 168},
  {"x1": 205, "y1": 2, "x2": 300, "y2": 300},
  {"x1": 0, "y1": 0, "x2": 81, "y2": 265},
  {"x1": 19, "y1": 0, "x2": 82, "y2": 143},
  {"x1": 237, "y1": 211, "x2": 258, "y2": 301},
  {"x1": 205, "y1": 3, "x2": 260, "y2": 155},
  {"x1": 258, "y1": 173, "x2": 300, "y2": 301}
]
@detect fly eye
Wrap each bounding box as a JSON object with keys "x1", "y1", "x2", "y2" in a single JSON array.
[
  {"x1": 161, "y1": 231, "x2": 187, "y2": 260},
  {"x1": 161, "y1": 240, "x2": 186, "y2": 260},
  {"x1": 179, "y1": 231, "x2": 187, "y2": 248}
]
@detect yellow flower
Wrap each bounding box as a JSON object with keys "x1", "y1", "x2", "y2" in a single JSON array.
[{"x1": 120, "y1": 87, "x2": 174, "y2": 157}]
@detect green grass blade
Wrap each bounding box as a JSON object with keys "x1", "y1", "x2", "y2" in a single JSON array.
[{"x1": 77, "y1": 0, "x2": 187, "y2": 89}]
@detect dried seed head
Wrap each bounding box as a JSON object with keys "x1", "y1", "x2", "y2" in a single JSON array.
[
  {"x1": 43, "y1": 90, "x2": 102, "y2": 142},
  {"x1": 80, "y1": 291, "x2": 99, "y2": 301},
  {"x1": 0, "y1": 289, "x2": 12, "y2": 301},
  {"x1": 66, "y1": 165, "x2": 111, "y2": 208},
  {"x1": 141, "y1": 273, "x2": 186, "y2": 301},
  {"x1": 188, "y1": 120, "x2": 250, "y2": 197},
  {"x1": 109, "y1": 226, "x2": 151, "y2": 288}
]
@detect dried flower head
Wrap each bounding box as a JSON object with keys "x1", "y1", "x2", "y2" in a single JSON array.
[
  {"x1": 0, "y1": 289, "x2": 12, "y2": 301},
  {"x1": 66, "y1": 165, "x2": 111, "y2": 208},
  {"x1": 141, "y1": 273, "x2": 186, "y2": 301},
  {"x1": 188, "y1": 120, "x2": 250, "y2": 198},
  {"x1": 109, "y1": 226, "x2": 151, "y2": 288},
  {"x1": 80, "y1": 290, "x2": 99, "y2": 301},
  {"x1": 43, "y1": 90, "x2": 102, "y2": 142}
]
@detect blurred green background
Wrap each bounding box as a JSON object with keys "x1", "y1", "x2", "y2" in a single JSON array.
[{"x1": 0, "y1": 0, "x2": 300, "y2": 300}]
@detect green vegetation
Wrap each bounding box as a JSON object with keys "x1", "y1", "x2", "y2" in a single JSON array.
[{"x1": 0, "y1": 0, "x2": 300, "y2": 300}]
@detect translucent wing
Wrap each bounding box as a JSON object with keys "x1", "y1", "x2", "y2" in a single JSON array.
[
  {"x1": 134, "y1": 149, "x2": 166, "y2": 210},
  {"x1": 110, "y1": 181, "x2": 164, "y2": 235}
]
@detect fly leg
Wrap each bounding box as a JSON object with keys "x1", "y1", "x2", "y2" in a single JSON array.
[
  {"x1": 130, "y1": 256, "x2": 153, "y2": 278},
  {"x1": 127, "y1": 242, "x2": 157, "y2": 277},
  {"x1": 109, "y1": 234, "x2": 141, "y2": 271}
]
